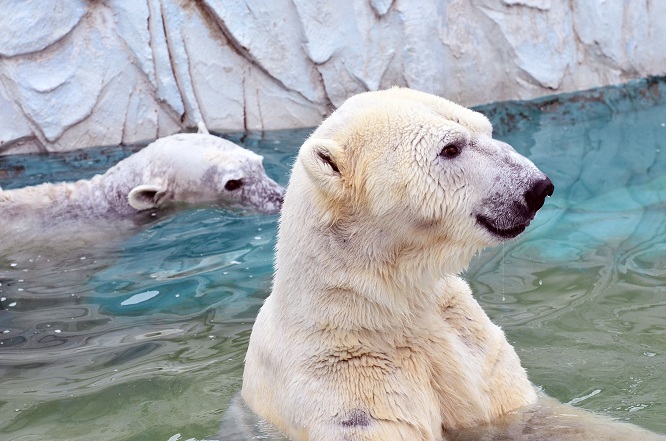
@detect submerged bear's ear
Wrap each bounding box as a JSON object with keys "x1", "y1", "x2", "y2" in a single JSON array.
[
  {"x1": 128, "y1": 184, "x2": 168, "y2": 211},
  {"x1": 300, "y1": 138, "x2": 344, "y2": 192}
]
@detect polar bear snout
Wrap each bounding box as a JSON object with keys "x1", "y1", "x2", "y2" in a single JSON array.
[
  {"x1": 476, "y1": 175, "x2": 554, "y2": 240},
  {"x1": 259, "y1": 187, "x2": 285, "y2": 214},
  {"x1": 524, "y1": 177, "x2": 554, "y2": 213}
]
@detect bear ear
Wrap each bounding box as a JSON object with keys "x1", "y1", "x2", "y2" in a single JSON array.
[
  {"x1": 128, "y1": 184, "x2": 168, "y2": 211},
  {"x1": 196, "y1": 121, "x2": 209, "y2": 135},
  {"x1": 300, "y1": 138, "x2": 344, "y2": 192}
]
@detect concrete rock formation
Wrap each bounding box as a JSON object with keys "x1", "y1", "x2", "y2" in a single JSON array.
[{"x1": 1, "y1": 0, "x2": 664, "y2": 154}]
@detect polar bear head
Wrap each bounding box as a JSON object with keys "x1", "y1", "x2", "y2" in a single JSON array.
[
  {"x1": 281, "y1": 87, "x2": 553, "y2": 278},
  {"x1": 116, "y1": 132, "x2": 284, "y2": 214}
]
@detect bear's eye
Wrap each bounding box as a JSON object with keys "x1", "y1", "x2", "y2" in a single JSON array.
[
  {"x1": 225, "y1": 179, "x2": 243, "y2": 191},
  {"x1": 440, "y1": 142, "x2": 462, "y2": 159}
]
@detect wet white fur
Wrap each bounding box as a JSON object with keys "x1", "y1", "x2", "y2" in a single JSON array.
[{"x1": 240, "y1": 88, "x2": 665, "y2": 441}]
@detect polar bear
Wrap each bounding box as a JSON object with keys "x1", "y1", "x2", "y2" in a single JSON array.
[
  {"x1": 0, "y1": 123, "x2": 283, "y2": 224},
  {"x1": 238, "y1": 88, "x2": 664, "y2": 441}
]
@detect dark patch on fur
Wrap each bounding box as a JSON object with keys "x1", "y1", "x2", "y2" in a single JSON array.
[
  {"x1": 200, "y1": 165, "x2": 221, "y2": 188},
  {"x1": 341, "y1": 409, "x2": 371, "y2": 427}
]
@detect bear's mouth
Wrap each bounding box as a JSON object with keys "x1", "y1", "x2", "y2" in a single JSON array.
[{"x1": 476, "y1": 214, "x2": 530, "y2": 240}]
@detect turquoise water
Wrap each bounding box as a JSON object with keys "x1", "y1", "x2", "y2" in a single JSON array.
[{"x1": 1, "y1": 78, "x2": 665, "y2": 440}]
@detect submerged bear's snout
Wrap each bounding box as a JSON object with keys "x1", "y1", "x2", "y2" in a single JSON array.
[
  {"x1": 524, "y1": 177, "x2": 554, "y2": 214},
  {"x1": 271, "y1": 192, "x2": 285, "y2": 210},
  {"x1": 261, "y1": 186, "x2": 285, "y2": 214}
]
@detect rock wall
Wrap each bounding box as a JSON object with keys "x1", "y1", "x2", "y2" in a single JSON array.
[{"x1": 1, "y1": 0, "x2": 664, "y2": 154}]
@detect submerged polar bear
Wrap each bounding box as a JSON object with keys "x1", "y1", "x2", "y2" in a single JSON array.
[
  {"x1": 239, "y1": 88, "x2": 664, "y2": 441},
  {"x1": 0, "y1": 123, "x2": 283, "y2": 223}
]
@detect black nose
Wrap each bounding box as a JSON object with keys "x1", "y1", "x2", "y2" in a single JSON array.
[{"x1": 524, "y1": 177, "x2": 554, "y2": 213}]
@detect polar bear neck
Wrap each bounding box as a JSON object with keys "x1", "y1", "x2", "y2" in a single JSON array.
[{"x1": 273, "y1": 172, "x2": 478, "y2": 331}]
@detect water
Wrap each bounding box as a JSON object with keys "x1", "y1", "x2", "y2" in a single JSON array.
[
  {"x1": 473, "y1": 77, "x2": 666, "y2": 432},
  {"x1": 1, "y1": 78, "x2": 665, "y2": 440}
]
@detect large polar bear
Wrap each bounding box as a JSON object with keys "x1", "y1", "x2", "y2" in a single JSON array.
[
  {"x1": 239, "y1": 88, "x2": 664, "y2": 441},
  {"x1": 0, "y1": 123, "x2": 283, "y2": 224}
]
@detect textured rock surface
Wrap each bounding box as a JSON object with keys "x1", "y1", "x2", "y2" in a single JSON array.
[{"x1": 0, "y1": 0, "x2": 664, "y2": 154}]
